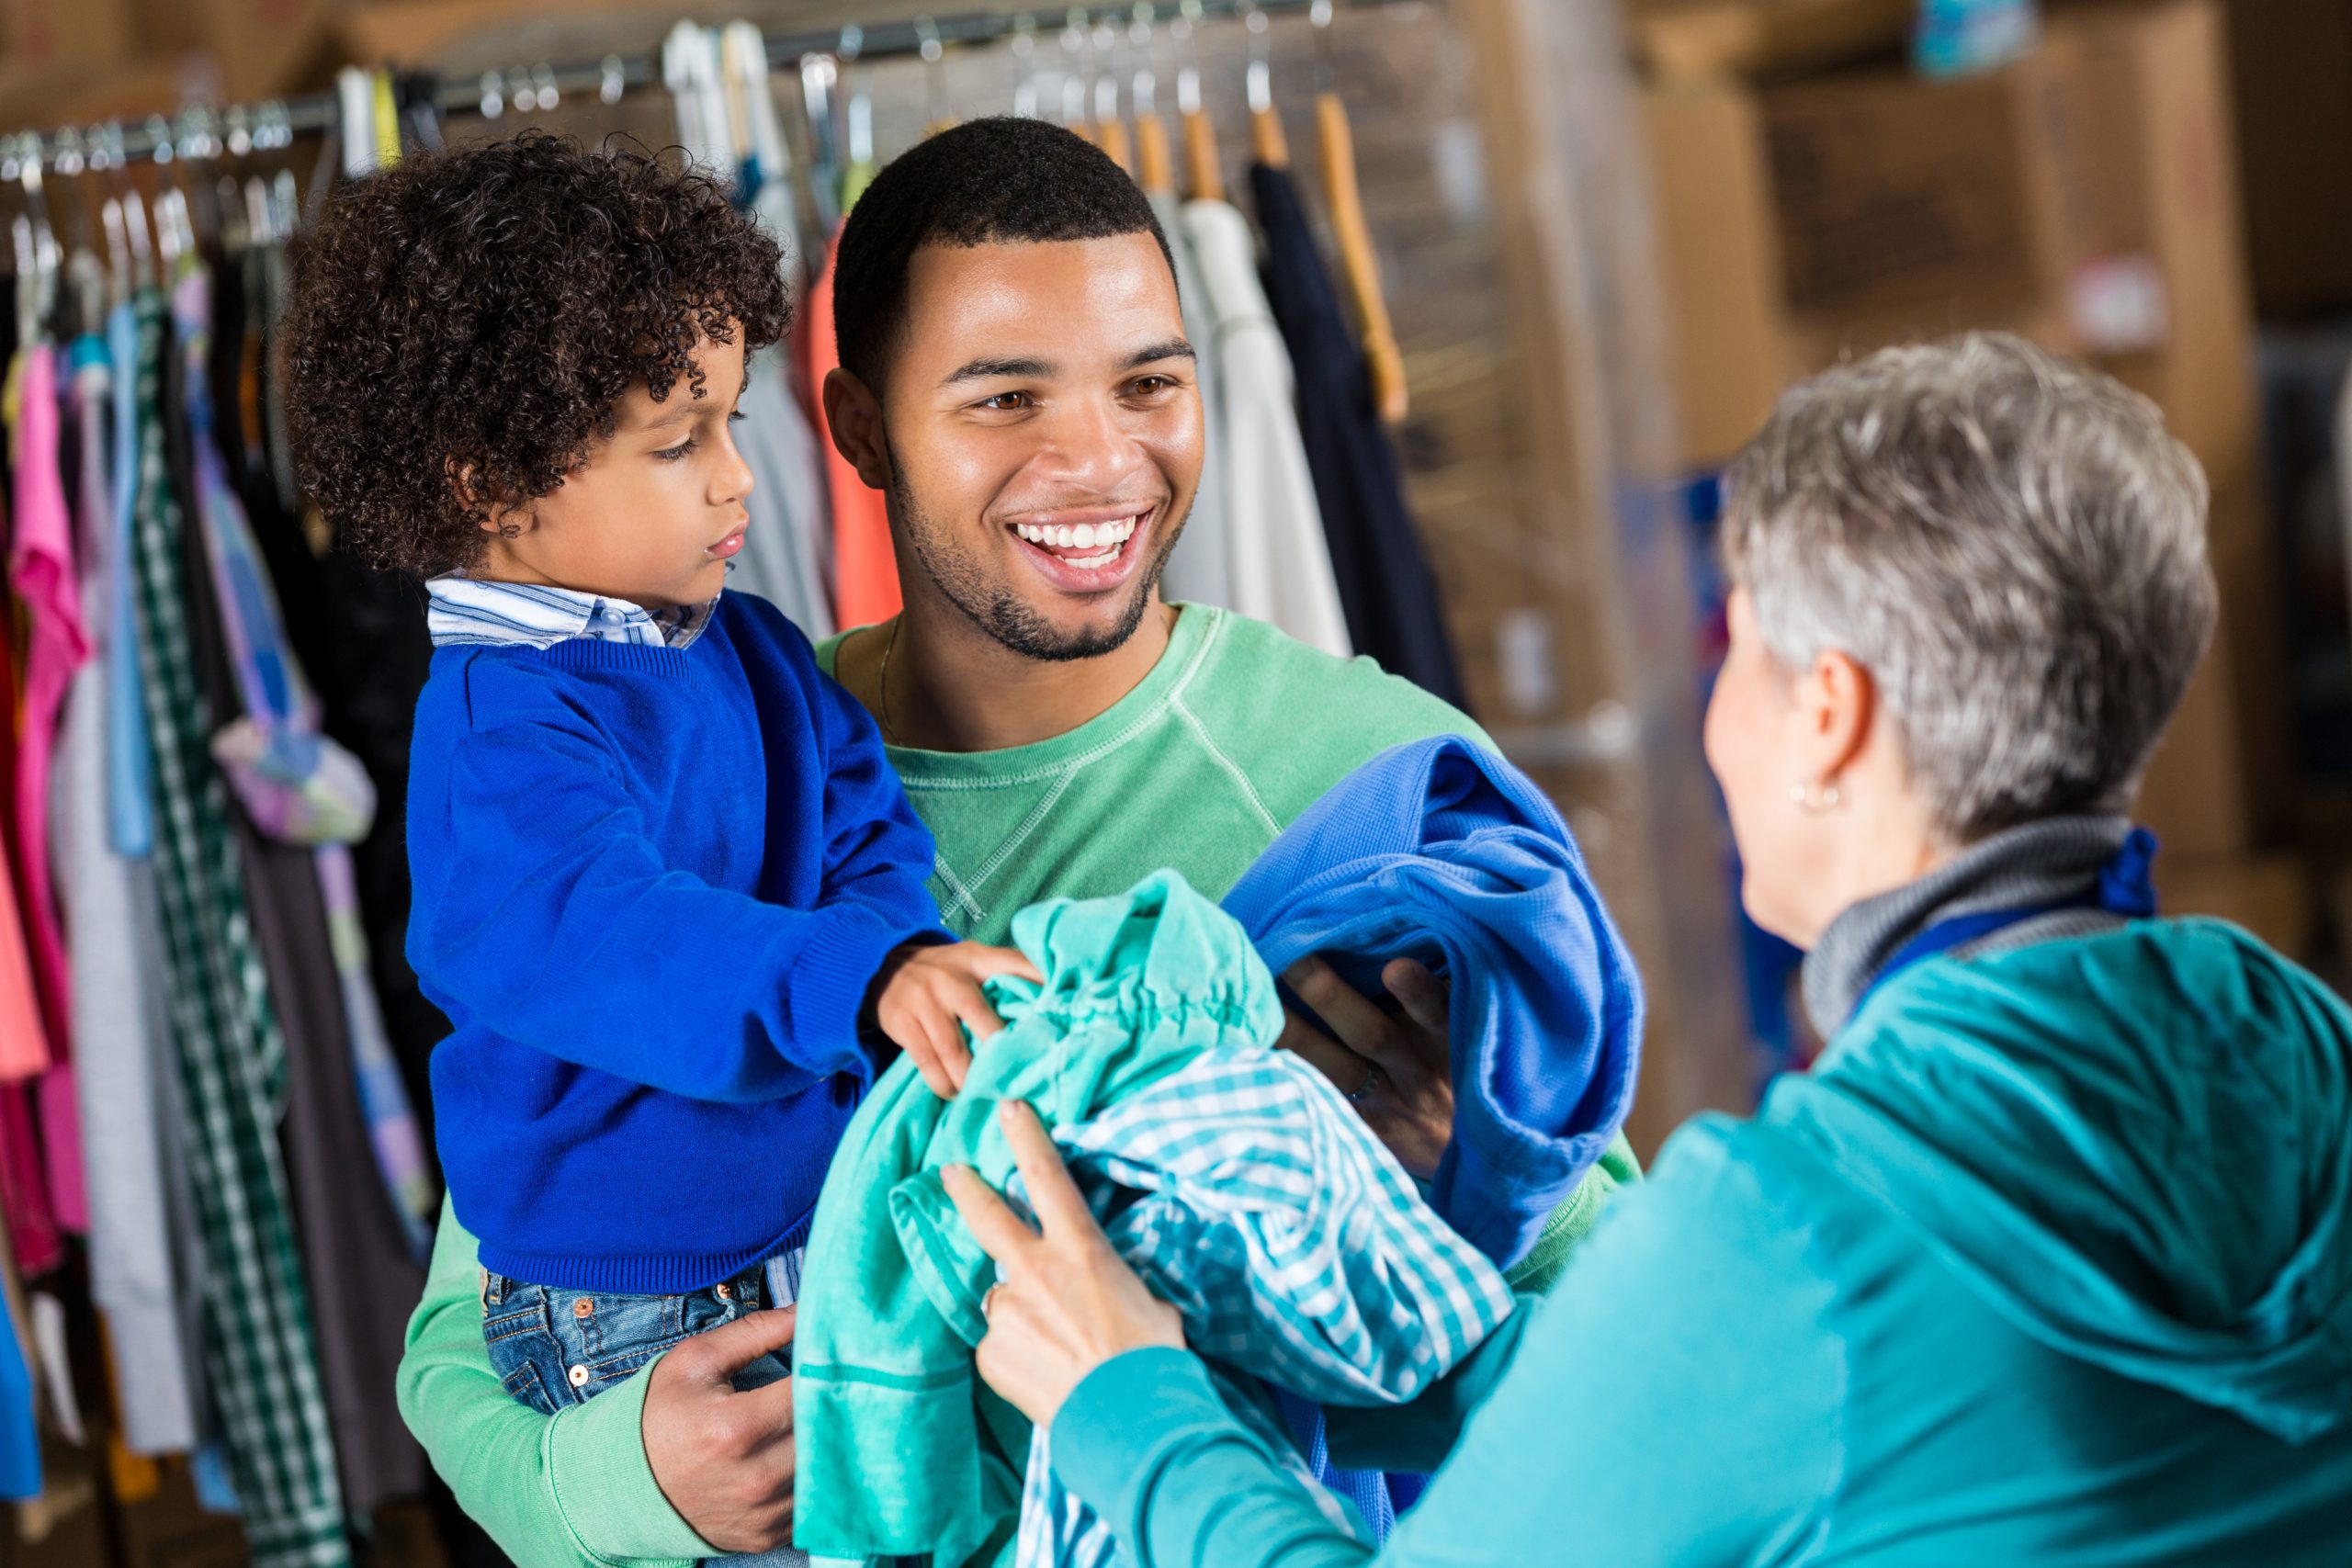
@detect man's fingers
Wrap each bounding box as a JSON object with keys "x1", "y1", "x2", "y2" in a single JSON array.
[
  {"x1": 668, "y1": 1305, "x2": 799, "y2": 1382},
  {"x1": 1283, "y1": 956, "x2": 1415, "y2": 1074},
  {"x1": 1384, "y1": 958, "x2": 1452, "y2": 1068},
  {"x1": 1275, "y1": 1008, "x2": 1370, "y2": 1092},
  {"x1": 943, "y1": 1162, "x2": 1041, "y2": 1261},
  {"x1": 996, "y1": 1100, "x2": 1097, "y2": 1238},
  {"x1": 728, "y1": 1369, "x2": 798, "y2": 1442}
]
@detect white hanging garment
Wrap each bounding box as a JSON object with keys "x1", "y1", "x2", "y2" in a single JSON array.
[
  {"x1": 1149, "y1": 190, "x2": 1236, "y2": 615},
  {"x1": 1180, "y1": 197, "x2": 1351, "y2": 659}
]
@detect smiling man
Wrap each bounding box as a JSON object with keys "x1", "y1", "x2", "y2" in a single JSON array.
[{"x1": 397, "y1": 119, "x2": 1634, "y2": 1568}]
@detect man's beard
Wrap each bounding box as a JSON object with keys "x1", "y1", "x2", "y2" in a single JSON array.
[{"x1": 888, "y1": 464, "x2": 1186, "y2": 663}]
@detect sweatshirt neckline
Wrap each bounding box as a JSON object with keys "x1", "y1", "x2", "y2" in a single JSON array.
[{"x1": 821, "y1": 604, "x2": 1220, "y2": 788}]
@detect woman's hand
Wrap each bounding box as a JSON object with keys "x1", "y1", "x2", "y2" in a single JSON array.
[
  {"x1": 942, "y1": 1101, "x2": 1185, "y2": 1426},
  {"x1": 1277, "y1": 955, "x2": 1455, "y2": 1179}
]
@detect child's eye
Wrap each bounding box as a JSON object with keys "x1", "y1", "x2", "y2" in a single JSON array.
[{"x1": 653, "y1": 437, "x2": 700, "y2": 462}]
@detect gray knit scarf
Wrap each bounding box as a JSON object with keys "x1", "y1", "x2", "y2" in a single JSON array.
[{"x1": 1802, "y1": 814, "x2": 2139, "y2": 1041}]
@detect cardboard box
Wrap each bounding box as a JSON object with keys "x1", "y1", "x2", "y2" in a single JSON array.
[
  {"x1": 2156, "y1": 852, "x2": 2313, "y2": 960},
  {"x1": 0, "y1": 0, "x2": 133, "y2": 73},
  {"x1": 1631, "y1": 0, "x2": 1912, "y2": 84},
  {"x1": 129, "y1": 0, "x2": 334, "y2": 102},
  {"x1": 2213, "y1": 0, "x2": 2352, "y2": 321}
]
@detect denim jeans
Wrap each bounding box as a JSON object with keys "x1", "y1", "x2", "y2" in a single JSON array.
[{"x1": 482, "y1": 1262, "x2": 805, "y2": 1566}]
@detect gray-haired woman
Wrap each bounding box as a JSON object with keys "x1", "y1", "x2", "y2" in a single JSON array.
[{"x1": 940, "y1": 334, "x2": 2352, "y2": 1565}]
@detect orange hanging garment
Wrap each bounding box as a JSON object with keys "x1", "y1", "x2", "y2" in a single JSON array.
[{"x1": 805, "y1": 225, "x2": 901, "y2": 631}]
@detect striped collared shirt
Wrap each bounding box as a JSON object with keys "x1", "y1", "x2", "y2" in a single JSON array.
[{"x1": 424, "y1": 575, "x2": 723, "y2": 651}]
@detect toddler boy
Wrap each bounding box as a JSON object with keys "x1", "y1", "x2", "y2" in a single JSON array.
[{"x1": 282, "y1": 132, "x2": 1032, "y2": 1415}]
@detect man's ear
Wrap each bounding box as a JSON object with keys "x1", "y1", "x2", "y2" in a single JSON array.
[{"x1": 823, "y1": 367, "x2": 892, "y2": 492}]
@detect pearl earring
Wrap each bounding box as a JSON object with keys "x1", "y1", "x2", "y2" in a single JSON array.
[{"x1": 1790, "y1": 779, "x2": 1843, "y2": 813}]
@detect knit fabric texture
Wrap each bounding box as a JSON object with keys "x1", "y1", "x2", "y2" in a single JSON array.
[{"x1": 407, "y1": 592, "x2": 944, "y2": 1292}]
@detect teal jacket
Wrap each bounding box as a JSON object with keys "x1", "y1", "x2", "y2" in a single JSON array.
[{"x1": 1052, "y1": 918, "x2": 2352, "y2": 1564}]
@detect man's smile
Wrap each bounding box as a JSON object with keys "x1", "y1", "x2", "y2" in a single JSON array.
[{"x1": 1002, "y1": 502, "x2": 1161, "y2": 591}]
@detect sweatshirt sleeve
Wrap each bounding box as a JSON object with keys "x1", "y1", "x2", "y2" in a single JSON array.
[
  {"x1": 397, "y1": 1200, "x2": 713, "y2": 1568},
  {"x1": 411, "y1": 700, "x2": 933, "y2": 1100},
  {"x1": 1050, "y1": 1123, "x2": 1845, "y2": 1568}
]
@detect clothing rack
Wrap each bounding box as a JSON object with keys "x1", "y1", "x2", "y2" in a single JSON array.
[{"x1": 0, "y1": 0, "x2": 1396, "y2": 172}]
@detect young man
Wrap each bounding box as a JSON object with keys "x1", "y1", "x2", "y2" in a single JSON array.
[{"x1": 398, "y1": 119, "x2": 1634, "y2": 1566}]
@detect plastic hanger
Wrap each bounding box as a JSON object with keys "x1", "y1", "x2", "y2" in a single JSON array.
[
  {"x1": 1090, "y1": 20, "x2": 1129, "y2": 171},
  {"x1": 337, "y1": 67, "x2": 379, "y2": 179},
  {"x1": 1175, "y1": 0, "x2": 1223, "y2": 202},
  {"x1": 1059, "y1": 13, "x2": 1096, "y2": 143},
  {"x1": 1308, "y1": 0, "x2": 1406, "y2": 423},
  {"x1": 1131, "y1": 8, "x2": 1174, "y2": 194},
  {"x1": 1244, "y1": 6, "x2": 1287, "y2": 169},
  {"x1": 800, "y1": 47, "x2": 844, "y2": 231}
]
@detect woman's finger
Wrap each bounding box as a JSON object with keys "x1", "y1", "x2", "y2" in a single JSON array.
[
  {"x1": 1286, "y1": 957, "x2": 1427, "y2": 1089},
  {"x1": 941, "y1": 1163, "x2": 1039, "y2": 1262},
  {"x1": 996, "y1": 1100, "x2": 1098, "y2": 1238}
]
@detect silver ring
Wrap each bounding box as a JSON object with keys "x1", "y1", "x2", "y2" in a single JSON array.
[
  {"x1": 981, "y1": 1282, "x2": 1003, "y2": 1320},
  {"x1": 1347, "y1": 1064, "x2": 1380, "y2": 1103}
]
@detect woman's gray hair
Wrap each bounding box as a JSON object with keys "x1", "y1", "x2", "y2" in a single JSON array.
[{"x1": 1721, "y1": 333, "x2": 2216, "y2": 841}]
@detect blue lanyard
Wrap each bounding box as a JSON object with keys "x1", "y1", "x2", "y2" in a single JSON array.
[{"x1": 1860, "y1": 828, "x2": 2160, "y2": 1008}]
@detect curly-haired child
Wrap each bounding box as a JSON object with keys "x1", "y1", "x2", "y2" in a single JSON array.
[{"x1": 282, "y1": 132, "x2": 1037, "y2": 1416}]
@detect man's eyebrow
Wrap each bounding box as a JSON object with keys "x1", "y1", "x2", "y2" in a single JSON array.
[
  {"x1": 1124, "y1": 338, "x2": 1196, "y2": 368},
  {"x1": 943, "y1": 355, "x2": 1055, "y2": 385}
]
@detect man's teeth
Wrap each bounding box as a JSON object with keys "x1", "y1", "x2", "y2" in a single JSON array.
[{"x1": 1016, "y1": 515, "x2": 1139, "y2": 552}]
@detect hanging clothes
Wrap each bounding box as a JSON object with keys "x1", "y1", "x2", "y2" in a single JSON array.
[
  {"x1": 1251, "y1": 163, "x2": 1466, "y2": 706},
  {"x1": 1177, "y1": 198, "x2": 1352, "y2": 659},
  {"x1": 52, "y1": 330, "x2": 203, "y2": 1456},
  {"x1": 106, "y1": 297, "x2": 157, "y2": 860},
  {"x1": 1148, "y1": 190, "x2": 1237, "y2": 614},
  {"x1": 807, "y1": 226, "x2": 901, "y2": 629},
  {"x1": 677, "y1": 20, "x2": 837, "y2": 640},
  {"x1": 128, "y1": 277, "x2": 352, "y2": 1568},
  {"x1": 169, "y1": 258, "x2": 432, "y2": 1513}
]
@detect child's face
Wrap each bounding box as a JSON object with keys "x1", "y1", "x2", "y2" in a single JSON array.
[{"x1": 477, "y1": 327, "x2": 753, "y2": 611}]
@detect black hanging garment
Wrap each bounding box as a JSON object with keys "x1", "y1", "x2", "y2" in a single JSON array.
[{"x1": 1250, "y1": 162, "x2": 1467, "y2": 710}]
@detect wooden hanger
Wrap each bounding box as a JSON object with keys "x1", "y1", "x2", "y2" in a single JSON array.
[
  {"x1": 1136, "y1": 111, "x2": 1175, "y2": 194},
  {"x1": 1096, "y1": 116, "x2": 1132, "y2": 175},
  {"x1": 1182, "y1": 107, "x2": 1224, "y2": 202},
  {"x1": 1244, "y1": 8, "x2": 1287, "y2": 168},
  {"x1": 1315, "y1": 89, "x2": 1406, "y2": 423}
]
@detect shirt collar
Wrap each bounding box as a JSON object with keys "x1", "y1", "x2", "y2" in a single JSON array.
[{"x1": 426, "y1": 574, "x2": 723, "y2": 652}]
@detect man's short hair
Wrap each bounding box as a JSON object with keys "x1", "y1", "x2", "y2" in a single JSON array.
[{"x1": 831, "y1": 117, "x2": 1175, "y2": 392}]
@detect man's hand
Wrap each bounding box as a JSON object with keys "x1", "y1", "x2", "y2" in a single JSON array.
[
  {"x1": 1277, "y1": 955, "x2": 1455, "y2": 1179},
  {"x1": 871, "y1": 942, "x2": 1044, "y2": 1097},
  {"x1": 640, "y1": 1309, "x2": 800, "y2": 1554}
]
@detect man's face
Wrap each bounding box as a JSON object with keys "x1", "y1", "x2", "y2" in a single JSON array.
[{"x1": 877, "y1": 233, "x2": 1202, "y2": 660}]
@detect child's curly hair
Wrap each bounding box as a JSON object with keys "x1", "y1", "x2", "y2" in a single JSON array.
[{"x1": 283, "y1": 131, "x2": 792, "y2": 578}]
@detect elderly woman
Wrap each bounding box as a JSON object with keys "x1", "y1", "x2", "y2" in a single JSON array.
[{"x1": 941, "y1": 334, "x2": 2352, "y2": 1564}]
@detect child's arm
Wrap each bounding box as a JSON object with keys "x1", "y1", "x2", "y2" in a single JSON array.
[{"x1": 413, "y1": 705, "x2": 939, "y2": 1100}]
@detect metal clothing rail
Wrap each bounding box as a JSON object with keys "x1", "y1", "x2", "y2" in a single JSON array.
[{"x1": 0, "y1": 0, "x2": 1390, "y2": 171}]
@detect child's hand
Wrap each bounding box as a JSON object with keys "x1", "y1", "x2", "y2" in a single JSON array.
[{"x1": 871, "y1": 942, "x2": 1044, "y2": 1098}]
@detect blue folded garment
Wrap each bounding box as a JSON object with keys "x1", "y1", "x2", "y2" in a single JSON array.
[{"x1": 1223, "y1": 735, "x2": 1644, "y2": 1269}]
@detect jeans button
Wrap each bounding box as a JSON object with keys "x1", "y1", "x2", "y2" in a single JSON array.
[
  {"x1": 568, "y1": 1364, "x2": 590, "y2": 1389},
  {"x1": 572, "y1": 1298, "x2": 594, "y2": 1319}
]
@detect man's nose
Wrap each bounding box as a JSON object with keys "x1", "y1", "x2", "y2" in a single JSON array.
[{"x1": 1035, "y1": 396, "x2": 1147, "y2": 491}]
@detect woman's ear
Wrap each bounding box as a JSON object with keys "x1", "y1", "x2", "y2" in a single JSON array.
[
  {"x1": 823, "y1": 367, "x2": 892, "y2": 492},
  {"x1": 1796, "y1": 647, "x2": 1878, "y2": 786}
]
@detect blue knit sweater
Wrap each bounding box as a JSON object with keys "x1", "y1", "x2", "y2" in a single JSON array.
[{"x1": 407, "y1": 592, "x2": 944, "y2": 1293}]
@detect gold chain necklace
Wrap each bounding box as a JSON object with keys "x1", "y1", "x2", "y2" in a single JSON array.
[{"x1": 877, "y1": 616, "x2": 904, "y2": 745}]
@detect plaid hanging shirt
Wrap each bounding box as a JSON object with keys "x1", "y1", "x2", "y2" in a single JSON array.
[{"x1": 128, "y1": 278, "x2": 352, "y2": 1568}]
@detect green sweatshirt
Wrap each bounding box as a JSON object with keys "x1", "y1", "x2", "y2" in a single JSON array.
[{"x1": 395, "y1": 604, "x2": 1625, "y2": 1566}]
